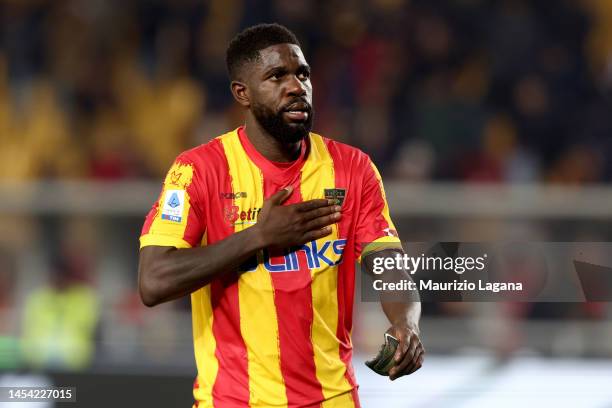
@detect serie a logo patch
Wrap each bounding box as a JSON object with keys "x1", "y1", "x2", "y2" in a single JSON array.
[{"x1": 161, "y1": 189, "x2": 185, "y2": 222}]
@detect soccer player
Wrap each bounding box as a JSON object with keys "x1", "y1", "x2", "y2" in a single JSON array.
[{"x1": 138, "y1": 23, "x2": 423, "y2": 407}]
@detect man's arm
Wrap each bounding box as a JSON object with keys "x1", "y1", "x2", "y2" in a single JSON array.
[
  {"x1": 138, "y1": 186, "x2": 342, "y2": 306},
  {"x1": 363, "y1": 249, "x2": 424, "y2": 380}
]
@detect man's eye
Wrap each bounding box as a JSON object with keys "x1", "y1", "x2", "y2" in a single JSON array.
[{"x1": 298, "y1": 72, "x2": 310, "y2": 80}]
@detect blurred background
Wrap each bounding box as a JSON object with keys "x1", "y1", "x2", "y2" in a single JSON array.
[{"x1": 1, "y1": 0, "x2": 612, "y2": 406}]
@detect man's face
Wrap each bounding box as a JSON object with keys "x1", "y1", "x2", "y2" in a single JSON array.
[{"x1": 247, "y1": 43, "x2": 313, "y2": 144}]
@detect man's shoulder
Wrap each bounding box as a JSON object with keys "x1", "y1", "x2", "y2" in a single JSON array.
[
  {"x1": 312, "y1": 133, "x2": 370, "y2": 165},
  {"x1": 176, "y1": 129, "x2": 237, "y2": 167}
]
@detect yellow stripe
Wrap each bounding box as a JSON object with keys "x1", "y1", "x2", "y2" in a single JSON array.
[
  {"x1": 192, "y1": 287, "x2": 216, "y2": 408},
  {"x1": 144, "y1": 161, "x2": 195, "y2": 247},
  {"x1": 220, "y1": 130, "x2": 287, "y2": 407},
  {"x1": 302, "y1": 134, "x2": 353, "y2": 399},
  {"x1": 139, "y1": 234, "x2": 191, "y2": 249},
  {"x1": 361, "y1": 236, "x2": 403, "y2": 260},
  {"x1": 191, "y1": 233, "x2": 218, "y2": 408},
  {"x1": 321, "y1": 389, "x2": 356, "y2": 408}
]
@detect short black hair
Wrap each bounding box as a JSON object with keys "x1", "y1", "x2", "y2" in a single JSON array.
[{"x1": 226, "y1": 23, "x2": 300, "y2": 80}]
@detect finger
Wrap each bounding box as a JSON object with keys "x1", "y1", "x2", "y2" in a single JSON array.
[
  {"x1": 388, "y1": 333, "x2": 410, "y2": 379},
  {"x1": 302, "y1": 227, "x2": 332, "y2": 242},
  {"x1": 404, "y1": 337, "x2": 421, "y2": 368},
  {"x1": 294, "y1": 199, "x2": 335, "y2": 212},
  {"x1": 392, "y1": 333, "x2": 409, "y2": 364},
  {"x1": 389, "y1": 352, "x2": 422, "y2": 380},
  {"x1": 392, "y1": 342, "x2": 423, "y2": 379},
  {"x1": 406, "y1": 341, "x2": 423, "y2": 373},
  {"x1": 304, "y1": 212, "x2": 341, "y2": 231},
  {"x1": 301, "y1": 205, "x2": 341, "y2": 222},
  {"x1": 269, "y1": 186, "x2": 293, "y2": 205},
  {"x1": 401, "y1": 350, "x2": 424, "y2": 377},
  {"x1": 390, "y1": 337, "x2": 419, "y2": 379},
  {"x1": 406, "y1": 351, "x2": 424, "y2": 375}
]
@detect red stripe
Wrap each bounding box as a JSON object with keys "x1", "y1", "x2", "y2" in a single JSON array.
[
  {"x1": 210, "y1": 277, "x2": 249, "y2": 405},
  {"x1": 326, "y1": 139, "x2": 359, "y2": 391},
  {"x1": 192, "y1": 378, "x2": 200, "y2": 408},
  {"x1": 264, "y1": 176, "x2": 325, "y2": 407},
  {"x1": 358, "y1": 157, "x2": 393, "y2": 252},
  {"x1": 204, "y1": 139, "x2": 250, "y2": 406},
  {"x1": 140, "y1": 198, "x2": 159, "y2": 236},
  {"x1": 183, "y1": 179, "x2": 206, "y2": 247},
  {"x1": 349, "y1": 388, "x2": 361, "y2": 408}
]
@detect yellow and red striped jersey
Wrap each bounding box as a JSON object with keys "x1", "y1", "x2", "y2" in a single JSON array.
[{"x1": 140, "y1": 127, "x2": 401, "y2": 408}]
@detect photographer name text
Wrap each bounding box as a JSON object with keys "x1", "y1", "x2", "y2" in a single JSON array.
[{"x1": 372, "y1": 279, "x2": 523, "y2": 293}]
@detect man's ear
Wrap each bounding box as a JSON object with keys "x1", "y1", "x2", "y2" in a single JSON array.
[{"x1": 230, "y1": 80, "x2": 250, "y2": 108}]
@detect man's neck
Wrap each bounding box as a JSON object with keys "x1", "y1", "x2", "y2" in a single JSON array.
[{"x1": 244, "y1": 115, "x2": 302, "y2": 163}]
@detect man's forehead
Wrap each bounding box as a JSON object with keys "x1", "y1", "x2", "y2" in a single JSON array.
[{"x1": 257, "y1": 43, "x2": 307, "y2": 68}]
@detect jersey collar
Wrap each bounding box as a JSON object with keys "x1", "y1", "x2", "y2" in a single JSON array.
[{"x1": 237, "y1": 125, "x2": 309, "y2": 180}]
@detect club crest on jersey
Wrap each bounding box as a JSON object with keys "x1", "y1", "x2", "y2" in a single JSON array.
[
  {"x1": 169, "y1": 170, "x2": 182, "y2": 186},
  {"x1": 161, "y1": 190, "x2": 185, "y2": 222},
  {"x1": 324, "y1": 188, "x2": 346, "y2": 206}
]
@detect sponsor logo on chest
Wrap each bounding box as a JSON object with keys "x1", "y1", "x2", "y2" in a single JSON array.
[{"x1": 224, "y1": 205, "x2": 262, "y2": 225}]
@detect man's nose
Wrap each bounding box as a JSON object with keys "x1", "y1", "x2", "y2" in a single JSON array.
[{"x1": 286, "y1": 75, "x2": 307, "y2": 96}]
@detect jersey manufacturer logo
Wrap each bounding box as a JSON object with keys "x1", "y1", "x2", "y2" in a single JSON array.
[
  {"x1": 220, "y1": 191, "x2": 248, "y2": 199},
  {"x1": 161, "y1": 190, "x2": 185, "y2": 222},
  {"x1": 324, "y1": 188, "x2": 346, "y2": 206}
]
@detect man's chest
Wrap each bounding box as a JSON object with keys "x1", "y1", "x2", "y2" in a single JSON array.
[{"x1": 204, "y1": 164, "x2": 356, "y2": 235}]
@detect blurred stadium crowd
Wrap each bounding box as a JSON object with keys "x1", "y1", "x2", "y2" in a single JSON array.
[{"x1": 1, "y1": 0, "x2": 612, "y2": 182}]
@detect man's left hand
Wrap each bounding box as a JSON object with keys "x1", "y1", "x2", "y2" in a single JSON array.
[{"x1": 387, "y1": 324, "x2": 424, "y2": 380}]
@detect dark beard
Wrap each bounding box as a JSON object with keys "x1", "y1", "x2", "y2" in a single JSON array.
[{"x1": 252, "y1": 101, "x2": 314, "y2": 144}]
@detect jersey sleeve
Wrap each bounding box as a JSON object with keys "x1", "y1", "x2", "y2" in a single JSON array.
[
  {"x1": 354, "y1": 156, "x2": 403, "y2": 261},
  {"x1": 140, "y1": 154, "x2": 206, "y2": 249}
]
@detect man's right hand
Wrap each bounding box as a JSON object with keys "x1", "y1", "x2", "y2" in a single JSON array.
[
  {"x1": 252, "y1": 186, "x2": 341, "y2": 250},
  {"x1": 138, "y1": 186, "x2": 341, "y2": 307}
]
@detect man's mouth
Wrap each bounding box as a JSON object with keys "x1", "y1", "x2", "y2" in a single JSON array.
[
  {"x1": 283, "y1": 102, "x2": 311, "y2": 122},
  {"x1": 284, "y1": 110, "x2": 309, "y2": 121}
]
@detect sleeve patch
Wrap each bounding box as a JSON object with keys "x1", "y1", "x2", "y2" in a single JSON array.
[{"x1": 161, "y1": 190, "x2": 185, "y2": 222}]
